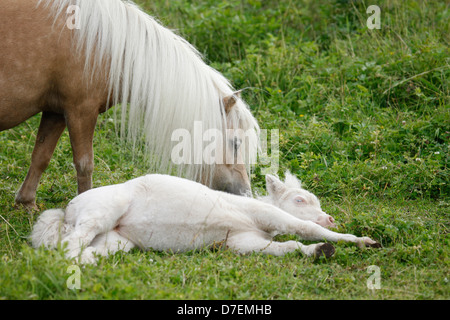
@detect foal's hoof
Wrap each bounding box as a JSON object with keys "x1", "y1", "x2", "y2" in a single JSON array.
[
  {"x1": 358, "y1": 237, "x2": 382, "y2": 249},
  {"x1": 368, "y1": 241, "x2": 382, "y2": 248},
  {"x1": 314, "y1": 243, "x2": 335, "y2": 259}
]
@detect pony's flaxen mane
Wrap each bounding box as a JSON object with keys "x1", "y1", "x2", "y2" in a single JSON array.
[{"x1": 40, "y1": 0, "x2": 259, "y2": 185}]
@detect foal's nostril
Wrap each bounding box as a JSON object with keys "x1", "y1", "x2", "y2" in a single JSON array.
[
  {"x1": 316, "y1": 214, "x2": 336, "y2": 228},
  {"x1": 327, "y1": 216, "x2": 337, "y2": 228}
]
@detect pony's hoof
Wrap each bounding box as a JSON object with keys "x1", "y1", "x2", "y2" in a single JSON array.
[
  {"x1": 14, "y1": 200, "x2": 38, "y2": 212},
  {"x1": 314, "y1": 243, "x2": 335, "y2": 259}
]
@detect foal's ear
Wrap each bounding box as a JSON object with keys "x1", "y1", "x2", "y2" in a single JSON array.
[
  {"x1": 266, "y1": 174, "x2": 286, "y2": 198},
  {"x1": 223, "y1": 91, "x2": 242, "y2": 114},
  {"x1": 284, "y1": 170, "x2": 302, "y2": 189}
]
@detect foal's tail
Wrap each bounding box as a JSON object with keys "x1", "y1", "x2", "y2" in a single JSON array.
[{"x1": 30, "y1": 209, "x2": 73, "y2": 249}]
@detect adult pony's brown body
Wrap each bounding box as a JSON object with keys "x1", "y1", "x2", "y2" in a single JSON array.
[{"x1": 0, "y1": 0, "x2": 260, "y2": 208}]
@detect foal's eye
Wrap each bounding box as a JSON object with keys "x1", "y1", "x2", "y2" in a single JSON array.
[{"x1": 294, "y1": 196, "x2": 306, "y2": 204}]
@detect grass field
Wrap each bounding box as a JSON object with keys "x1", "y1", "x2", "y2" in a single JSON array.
[{"x1": 0, "y1": 0, "x2": 449, "y2": 300}]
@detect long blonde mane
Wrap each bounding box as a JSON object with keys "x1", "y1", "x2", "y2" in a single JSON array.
[{"x1": 39, "y1": 0, "x2": 260, "y2": 185}]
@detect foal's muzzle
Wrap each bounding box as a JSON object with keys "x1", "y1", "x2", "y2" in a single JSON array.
[{"x1": 316, "y1": 214, "x2": 336, "y2": 228}]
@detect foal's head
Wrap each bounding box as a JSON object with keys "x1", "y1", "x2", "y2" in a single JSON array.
[{"x1": 265, "y1": 171, "x2": 336, "y2": 228}]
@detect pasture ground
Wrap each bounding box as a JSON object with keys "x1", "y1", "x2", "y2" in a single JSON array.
[{"x1": 0, "y1": 0, "x2": 448, "y2": 300}]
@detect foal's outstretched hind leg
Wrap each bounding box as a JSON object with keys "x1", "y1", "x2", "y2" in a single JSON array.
[
  {"x1": 62, "y1": 221, "x2": 103, "y2": 260},
  {"x1": 62, "y1": 197, "x2": 132, "y2": 261},
  {"x1": 79, "y1": 231, "x2": 136, "y2": 264},
  {"x1": 16, "y1": 112, "x2": 66, "y2": 209}
]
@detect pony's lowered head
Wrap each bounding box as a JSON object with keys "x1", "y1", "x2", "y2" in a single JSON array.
[{"x1": 206, "y1": 91, "x2": 259, "y2": 196}]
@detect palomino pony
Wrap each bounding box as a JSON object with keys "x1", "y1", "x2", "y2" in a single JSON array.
[
  {"x1": 0, "y1": 0, "x2": 259, "y2": 208},
  {"x1": 31, "y1": 171, "x2": 381, "y2": 264}
]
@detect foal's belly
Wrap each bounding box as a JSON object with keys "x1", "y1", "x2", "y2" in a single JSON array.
[
  {"x1": 118, "y1": 220, "x2": 231, "y2": 252},
  {"x1": 116, "y1": 193, "x2": 239, "y2": 251}
]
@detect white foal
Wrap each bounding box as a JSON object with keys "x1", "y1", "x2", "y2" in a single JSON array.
[{"x1": 31, "y1": 172, "x2": 380, "y2": 264}]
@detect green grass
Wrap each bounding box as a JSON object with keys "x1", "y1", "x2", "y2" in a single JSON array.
[{"x1": 0, "y1": 0, "x2": 449, "y2": 299}]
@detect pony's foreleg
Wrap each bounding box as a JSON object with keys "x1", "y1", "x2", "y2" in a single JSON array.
[
  {"x1": 65, "y1": 108, "x2": 99, "y2": 195},
  {"x1": 15, "y1": 112, "x2": 66, "y2": 208},
  {"x1": 226, "y1": 231, "x2": 335, "y2": 258}
]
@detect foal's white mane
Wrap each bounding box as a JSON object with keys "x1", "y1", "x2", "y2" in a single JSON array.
[{"x1": 40, "y1": 0, "x2": 260, "y2": 185}]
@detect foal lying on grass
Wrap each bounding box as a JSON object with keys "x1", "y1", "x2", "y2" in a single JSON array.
[{"x1": 31, "y1": 172, "x2": 380, "y2": 264}]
